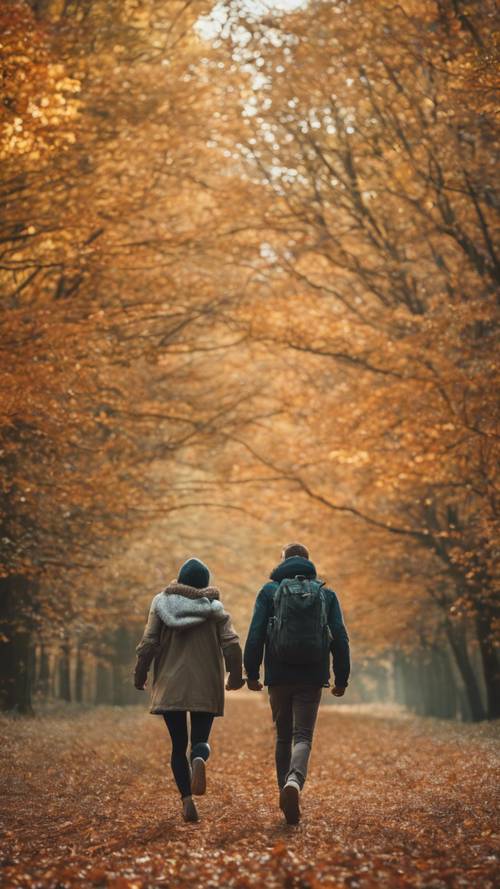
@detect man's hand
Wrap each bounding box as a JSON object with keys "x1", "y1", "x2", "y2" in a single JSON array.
[
  {"x1": 246, "y1": 678, "x2": 263, "y2": 691},
  {"x1": 331, "y1": 686, "x2": 346, "y2": 697},
  {"x1": 226, "y1": 675, "x2": 245, "y2": 691},
  {"x1": 134, "y1": 680, "x2": 147, "y2": 691}
]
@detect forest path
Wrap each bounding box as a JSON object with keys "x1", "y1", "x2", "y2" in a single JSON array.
[{"x1": 1, "y1": 694, "x2": 499, "y2": 888}]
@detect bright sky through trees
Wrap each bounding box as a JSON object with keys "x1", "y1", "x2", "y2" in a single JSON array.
[{"x1": 196, "y1": 0, "x2": 309, "y2": 40}]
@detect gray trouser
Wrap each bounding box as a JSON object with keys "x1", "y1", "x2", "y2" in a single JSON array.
[{"x1": 269, "y1": 684, "x2": 322, "y2": 790}]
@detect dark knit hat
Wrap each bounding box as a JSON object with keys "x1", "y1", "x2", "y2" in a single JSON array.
[
  {"x1": 177, "y1": 557, "x2": 210, "y2": 589},
  {"x1": 282, "y1": 542, "x2": 309, "y2": 560}
]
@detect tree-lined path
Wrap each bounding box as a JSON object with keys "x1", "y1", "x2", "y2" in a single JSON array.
[
  {"x1": 1, "y1": 2, "x2": 498, "y2": 885},
  {"x1": 2, "y1": 695, "x2": 499, "y2": 888}
]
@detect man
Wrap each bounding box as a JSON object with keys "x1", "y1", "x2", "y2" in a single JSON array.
[{"x1": 244, "y1": 542, "x2": 350, "y2": 824}]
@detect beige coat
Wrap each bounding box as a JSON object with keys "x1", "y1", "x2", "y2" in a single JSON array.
[{"x1": 135, "y1": 581, "x2": 242, "y2": 717}]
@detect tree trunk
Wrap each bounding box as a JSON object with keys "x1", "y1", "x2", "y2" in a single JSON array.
[
  {"x1": 95, "y1": 660, "x2": 112, "y2": 704},
  {"x1": 475, "y1": 608, "x2": 500, "y2": 719},
  {"x1": 0, "y1": 575, "x2": 34, "y2": 714},
  {"x1": 399, "y1": 646, "x2": 459, "y2": 719},
  {"x1": 423, "y1": 649, "x2": 436, "y2": 717},
  {"x1": 75, "y1": 643, "x2": 84, "y2": 703},
  {"x1": 413, "y1": 654, "x2": 427, "y2": 716},
  {"x1": 446, "y1": 622, "x2": 486, "y2": 721},
  {"x1": 375, "y1": 663, "x2": 389, "y2": 701},
  {"x1": 58, "y1": 639, "x2": 72, "y2": 702},
  {"x1": 38, "y1": 643, "x2": 51, "y2": 698},
  {"x1": 435, "y1": 646, "x2": 458, "y2": 719},
  {"x1": 393, "y1": 650, "x2": 407, "y2": 706},
  {"x1": 399, "y1": 652, "x2": 422, "y2": 713},
  {"x1": 112, "y1": 626, "x2": 137, "y2": 705}
]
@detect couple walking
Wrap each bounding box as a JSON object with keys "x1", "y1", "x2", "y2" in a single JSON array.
[{"x1": 134, "y1": 542, "x2": 350, "y2": 824}]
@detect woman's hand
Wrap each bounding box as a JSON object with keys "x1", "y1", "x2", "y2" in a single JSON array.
[
  {"x1": 134, "y1": 660, "x2": 148, "y2": 690},
  {"x1": 134, "y1": 657, "x2": 148, "y2": 691}
]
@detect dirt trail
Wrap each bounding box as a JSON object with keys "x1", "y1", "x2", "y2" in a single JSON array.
[{"x1": 1, "y1": 694, "x2": 499, "y2": 888}]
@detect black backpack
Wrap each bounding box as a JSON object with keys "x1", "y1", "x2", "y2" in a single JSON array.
[{"x1": 268, "y1": 575, "x2": 331, "y2": 665}]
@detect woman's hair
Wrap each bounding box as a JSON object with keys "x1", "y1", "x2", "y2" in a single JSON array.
[{"x1": 282, "y1": 542, "x2": 309, "y2": 560}]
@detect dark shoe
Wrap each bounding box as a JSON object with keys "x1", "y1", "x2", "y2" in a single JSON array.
[
  {"x1": 280, "y1": 779, "x2": 301, "y2": 825},
  {"x1": 182, "y1": 795, "x2": 199, "y2": 822},
  {"x1": 191, "y1": 757, "x2": 206, "y2": 796}
]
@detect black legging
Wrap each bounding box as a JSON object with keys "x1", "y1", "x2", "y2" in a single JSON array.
[{"x1": 163, "y1": 710, "x2": 215, "y2": 799}]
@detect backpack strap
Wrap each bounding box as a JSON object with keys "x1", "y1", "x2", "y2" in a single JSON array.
[{"x1": 308, "y1": 579, "x2": 329, "y2": 628}]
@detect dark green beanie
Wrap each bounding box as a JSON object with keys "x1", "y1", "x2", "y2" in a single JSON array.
[{"x1": 177, "y1": 558, "x2": 210, "y2": 589}]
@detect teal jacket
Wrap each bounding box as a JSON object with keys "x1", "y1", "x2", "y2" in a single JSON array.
[{"x1": 244, "y1": 556, "x2": 350, "y2": 688}]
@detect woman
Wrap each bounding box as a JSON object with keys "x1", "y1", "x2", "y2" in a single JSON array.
[{"x1": 134, "y1": 557, "x2": 243, "y2": 822}]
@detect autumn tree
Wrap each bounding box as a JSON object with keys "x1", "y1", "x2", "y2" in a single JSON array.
[
  {"x1": 194, "y1": 0, "x2": 499, "y2": 718},
  {"x1": 0, "y1": 0, "x2": 264, "y2": 711}
]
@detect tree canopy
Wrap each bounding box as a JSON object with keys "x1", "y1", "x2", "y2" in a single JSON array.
[{"x1": 1, "y1": 0, "x2": 498, "y2": 719}]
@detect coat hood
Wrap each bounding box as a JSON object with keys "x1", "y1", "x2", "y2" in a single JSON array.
[
  {"x1": 270, "y1": 556, "x2": 317, "y2": 583},
  {"x1": 164, "y1": 580, "x2": 220, "y2": 601},
  {"x1": 153, "y1": 582, "x2": 226, "y2": 630}
]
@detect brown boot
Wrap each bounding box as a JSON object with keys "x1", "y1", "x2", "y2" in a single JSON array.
[
  {"x1": 191, "y1": 757, "x2": 207, "y2": 796},
  {"x1": 182, "y1": 795, "x2": 199, "y2": 822}
]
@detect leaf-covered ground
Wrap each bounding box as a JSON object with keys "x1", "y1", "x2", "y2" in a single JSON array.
[{"x1": 1, "y1": 694, "x2": 499, "y2": 888}]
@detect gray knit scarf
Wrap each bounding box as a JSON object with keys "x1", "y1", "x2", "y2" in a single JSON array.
[{"x1": 153, "y1": 581, "x2": 226, "y2": 630}]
